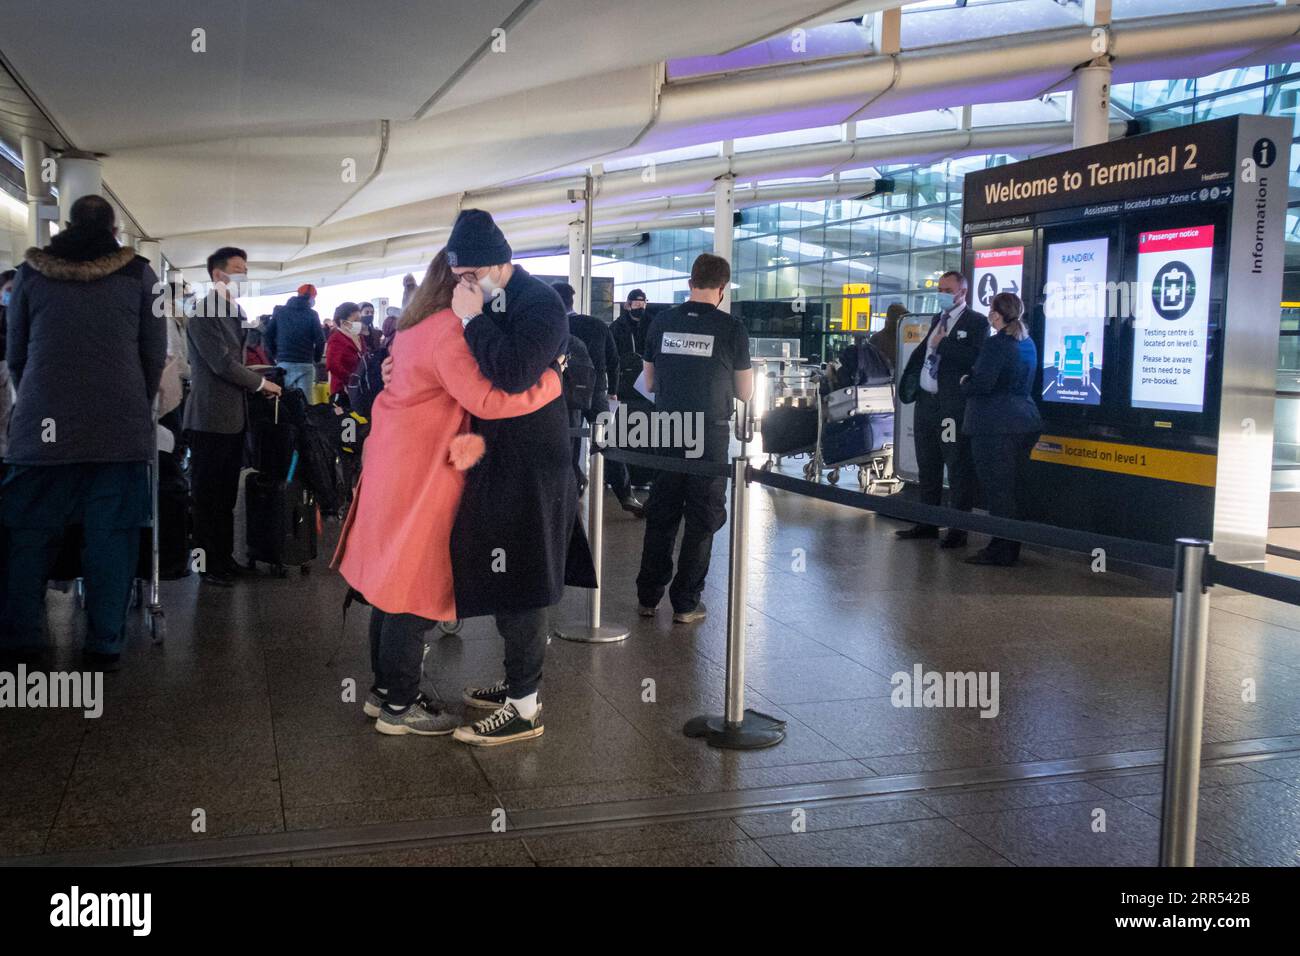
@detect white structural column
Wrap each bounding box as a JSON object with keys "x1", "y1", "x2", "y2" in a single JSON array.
[
  {"x1": 20, "y1": 135, "x2": 54, "y2": 248},
  {"x1": 56, "y1": 152, "x2": 103, "y2": 225},
  {"x1": 1074, "y1": 2, "x2": 1113, "y2": 149},
  {"x1": 567, "y1": 219, "x2": 584, "y2": 297},
  {"x1": 1073, "y1": 61, "x2": 1113, "y2": 149},
  {"x1": 137, "y1": 239, "x2": 163, "y2": 278},
  {"x1": 713, "y1": 173, "x2": 735, "y2": 312}
]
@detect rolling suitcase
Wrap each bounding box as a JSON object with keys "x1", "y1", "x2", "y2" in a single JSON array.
[
  {"x1": 245, "y1": 473, "x2": 317, "y2": 575},
  {"x1": 761, "y1": 405, "x2": 818, "y2": 455},
  {"x1": 822, "y1": 412, "x2": 894, "y2": 467},
  {"x1": 827, "y1": 384, "x2": 893, "y2": 423}
]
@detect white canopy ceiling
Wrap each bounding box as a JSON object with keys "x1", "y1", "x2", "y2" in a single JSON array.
[{"x1": 0, "y1": 0, "x2": 1295, "y2": 282}]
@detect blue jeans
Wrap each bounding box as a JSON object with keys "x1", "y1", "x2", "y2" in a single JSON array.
[
  {"x1": 278, "y1": 362, "x2": 315, "y2": 396},
  {"x1": 2, "y1": 463, "x2": 148, "y2": 655}
]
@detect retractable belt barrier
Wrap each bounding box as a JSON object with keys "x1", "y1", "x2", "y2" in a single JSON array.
[
  {"x1": 747, "y1": 464, "x2": 1176, "y2": 570},
  {"x1": 1208, "y1": 556, "x2": 1300, "y2": 605},
  {"x1": 599, "y1": 446, "x2": 733, "y2": 479},
  {"x1": 564, "y1": 427, "x2": 1300, "y2": 862}
]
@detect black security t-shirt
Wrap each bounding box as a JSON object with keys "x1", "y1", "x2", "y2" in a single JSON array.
[{"x1": 644, "y1": 302, "x2": 752, "y2": 425}]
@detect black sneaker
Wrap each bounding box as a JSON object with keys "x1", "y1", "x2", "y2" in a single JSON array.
[
  {"x1": 620, "y1": 495, "x2": 645, "y2": 518},
  {"x1": 462, "y1": 678, "x2": 508, "y2": 710},
  {"x1": 453, "y1": 702, "x2": 544, "y2": 747}
]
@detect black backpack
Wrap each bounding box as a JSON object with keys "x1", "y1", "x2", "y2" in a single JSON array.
[
  {"x1": 855, "y1": 340, "x2": 893, "y2": 387},
  {"x1": 563, "y1": 334, "x2": 596, "y2": 411},
  {"x1": 346, "y1": 346, "x2": 388, "y2": 419}
]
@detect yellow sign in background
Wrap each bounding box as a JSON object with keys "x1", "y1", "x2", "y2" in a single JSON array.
[
  {"x1": 1031, "y1": 434, "x2": 1216, "y2": 487},
  {"x1": 838, "y1": 283, "x2": 871, "y2": 332}
]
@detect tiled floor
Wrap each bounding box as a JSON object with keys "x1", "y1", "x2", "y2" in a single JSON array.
[{"x1": 3, "y1": 459, "x2": 1299, "y2": 866}]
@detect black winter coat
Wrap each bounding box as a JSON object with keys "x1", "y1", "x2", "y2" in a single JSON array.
[
  {"x1": 451, "y1": 266, "x2": 597, "y2": 617},
  {"x1": 5, "y1": 230, "x2": 165, "y2": 465}
]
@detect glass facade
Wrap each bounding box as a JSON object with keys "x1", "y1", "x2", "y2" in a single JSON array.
[{"x1": 599, "y1": 62, "x2": 1300, "y2": 369}]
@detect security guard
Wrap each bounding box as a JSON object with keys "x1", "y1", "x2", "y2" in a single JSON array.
[{"x1": 635, "y1": 253, "x2": 753, "y2": 624}]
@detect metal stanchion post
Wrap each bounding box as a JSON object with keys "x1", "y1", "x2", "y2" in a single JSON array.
[
  {"x1": 1159, "y1": 538, "x2": 1212, "y2": 867},
  {"x1": 555, "y1": 419, "x2": 628, "y2": 643},
  {"x1": 683, "y1": 455, "x2": 786, "y2": 749}
]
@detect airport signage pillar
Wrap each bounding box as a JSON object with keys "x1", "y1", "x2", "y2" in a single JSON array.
[
  {"x1": 714, "y1": 173, "x2": 735, "y2": 312},
  {"x1": 20, "y1": 135, "x2": 55, "y2": 248},
  {"x1": 961, "y1": 114, "x2": 1292, "y2": 564},
  {"x1": 56, "y1": 151, "x2": 103, "y2": 227}
]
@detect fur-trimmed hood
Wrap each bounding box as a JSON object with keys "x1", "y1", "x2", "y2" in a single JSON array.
[{"x1": 24, "y1": 244, "x2": 138, "y2": 282}]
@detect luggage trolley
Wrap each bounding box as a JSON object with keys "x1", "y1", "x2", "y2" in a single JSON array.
[
  {"x1": 754, "y1": 358, "x2": 823, "y2": 476},
  {"x1": 814, "y1": 380, "x2": 903, "y2": 494}
]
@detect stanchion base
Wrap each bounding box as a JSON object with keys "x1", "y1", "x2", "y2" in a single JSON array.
[
  {"x1": 553, "y1": 623, "x2": 629, "y2": 644},
  {"x1": 682, "y1": 710, "x2": 787, "y2": 750}
]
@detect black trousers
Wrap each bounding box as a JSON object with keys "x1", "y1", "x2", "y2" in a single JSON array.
[
  {"x1": 636, "y1": 463, "x2": 728, "y2": 613},
  {"x1": 497, "y1": 606, "x2": 549, "y2": 699},
  {"x1": 970, "y1": 431, "x2": 1039, "y2": 562},
  {"x1": 188, "y1": 430, "x2": 245, "y2": 574},
  {"x1": 912, "y1": 390, "x2": 977, "y2": 528},
  {"x1": 368, "y1": 607, "x2": 434, "y2": 709}
]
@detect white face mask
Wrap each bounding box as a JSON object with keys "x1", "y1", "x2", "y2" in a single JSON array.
[
  {"x1": 477, "y1": 271, "x2": 501, "y2": 298},
  {"x1": 223, "y1": 272, "x2": 249, "y2": 295}
]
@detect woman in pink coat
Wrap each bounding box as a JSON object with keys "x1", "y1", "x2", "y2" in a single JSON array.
[{"x1": 333, "y1": 250, "x2": 561, "y2": 736}]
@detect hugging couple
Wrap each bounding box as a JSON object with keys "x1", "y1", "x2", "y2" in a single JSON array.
[{"x1": 333, "y1": 209, "x2": 596, "y2": 747}]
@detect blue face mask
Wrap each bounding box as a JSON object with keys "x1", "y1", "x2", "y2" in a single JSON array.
[{"x1": 935, "y1": 291, "x2": 955, "y2": 313}]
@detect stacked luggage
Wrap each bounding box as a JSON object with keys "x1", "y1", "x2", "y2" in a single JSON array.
[{"x1": 822, "y1": 383, "x2": 895, "y2": 467}]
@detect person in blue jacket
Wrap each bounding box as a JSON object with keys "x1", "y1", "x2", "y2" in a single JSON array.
[
  {"x1": 960, "y1": 291, "x2": 1042, "y2": 566},
  {"x1": 265, "y1": 283, "x2": 324, "y2": 394}
]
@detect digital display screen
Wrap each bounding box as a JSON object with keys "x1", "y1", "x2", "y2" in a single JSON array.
[
  {"x1": 972, "y1": 246, "x2": 1023, "y2": 311},
  {"x1": 1130, "y1": 225, "x2": 1214, "y2": 414},
  {"x1": 1041, "y1": 237, "x2": 1107, "y2": 406}
]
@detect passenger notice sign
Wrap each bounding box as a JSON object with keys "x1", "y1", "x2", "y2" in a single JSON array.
[{"x1": 1130, "y1": 225, "x2": 1215, "y2": 414}]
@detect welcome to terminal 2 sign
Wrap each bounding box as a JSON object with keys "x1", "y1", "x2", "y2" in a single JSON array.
[{"x1": 963, "y1": 117, "x2": 1238, "y2": 224}]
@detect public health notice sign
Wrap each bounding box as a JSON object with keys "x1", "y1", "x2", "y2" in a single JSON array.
[
  {"x1": 1042, "y1": 237, "x2": 1107, "y2": 405},
  {"x1": 1130, "y1": 225, "x2": 1214, "y2": 414},
  {"x1": 972, "y1": 247, "x2": 1023, "y2": 310}
]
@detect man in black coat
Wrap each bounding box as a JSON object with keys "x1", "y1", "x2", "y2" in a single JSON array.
[
  {"x1": 444, "y1": 209, "x2": 597, "y2": 748},
  {"x1": 609, "y1": 289, "x2": 656, "y2": 489},
  {"x1": 552, "y1": 281, "x2": 643, "y2": 517},
  {"x1": 897, "y1": 270, "x2": 988, "y2": 548}
]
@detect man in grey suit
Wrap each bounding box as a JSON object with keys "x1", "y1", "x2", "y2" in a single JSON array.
[{"x1": 184, "y1": 246, "x2": 281, "y2": 587}]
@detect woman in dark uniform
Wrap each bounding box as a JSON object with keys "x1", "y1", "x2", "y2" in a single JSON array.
[{"x1": 960, "y1": 291, "x2": 1042, "y2": 566}]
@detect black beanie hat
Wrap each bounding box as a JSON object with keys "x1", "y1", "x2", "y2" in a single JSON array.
[{"x1": 445, "y1": 208, "x2": 512, "y2": 268}]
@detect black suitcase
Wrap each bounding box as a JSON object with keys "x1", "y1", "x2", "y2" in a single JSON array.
[
  {"x1": 822, "y1": 412, "x2": 893, "y2": 467},
  {"x1": 158, "y1": 452, "x2": 193, "y2": 579},
  {"x1": 761, "y1": 405, "x2": 818, "y2": 456},
  {"x1": 245, "y1": 473, "x2": 317, "y2": 575}
]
